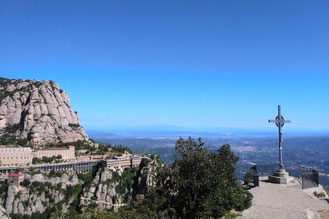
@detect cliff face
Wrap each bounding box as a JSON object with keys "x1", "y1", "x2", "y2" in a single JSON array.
[
  {"x1": 0, "y1": 173, "x2": 81, "y2": 218},
  {"x1": 135, "y1": 157, "x2": 159, "y2": 195},
  {"x1": 0, "y1": 77, "x2": 88, "y2": 145},
  {"x1": 79, "y1": 167, "x2": 127, "y2": 211},
  {"x1": 0, "y1": 157, "x2": 160, "y2": 218},
  {"x1": 79, "y1": 157, "x2": 159, "y2": 211}
]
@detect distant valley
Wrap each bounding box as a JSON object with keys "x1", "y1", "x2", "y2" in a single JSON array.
[{"x1": 91, "y1": 133, "x2": 329, "y2": 189}]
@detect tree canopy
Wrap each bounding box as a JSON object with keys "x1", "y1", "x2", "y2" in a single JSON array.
[
  {"x1": 77, "y1": 137, "x2": 252, "y2": 218},
  {"x1": 157, "y1": 137, "x2": 252, "y2": 218}
]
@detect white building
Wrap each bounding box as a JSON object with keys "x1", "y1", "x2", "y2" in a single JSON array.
[
  {"x1": 32, "y1": 145, "x2": 75, "y2": 160},
  {"x1": 0, "y1": 146, "x2": 32, "y2": 166},
  {"x1": 106, "y1": 152, "x2": 143, "y2": 169}
]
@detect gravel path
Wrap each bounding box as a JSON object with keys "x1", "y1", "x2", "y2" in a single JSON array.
[{"x1": 239, "y1": 177, "x2": 329, "y2": 219}]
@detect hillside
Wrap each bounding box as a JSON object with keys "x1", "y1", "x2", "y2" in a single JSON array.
[
  {"x1": 0, "y1": 77, "x2": 88, "y2": 146},
  {"x1": 0, "y1": 157, "x2": 158, "y2": 219}
]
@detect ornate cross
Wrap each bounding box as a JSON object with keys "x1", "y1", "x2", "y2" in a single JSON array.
[{"x1": 268, "y1": 105, "x2": 291, "y2": 170}]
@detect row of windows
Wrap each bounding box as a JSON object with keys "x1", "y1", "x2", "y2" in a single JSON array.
[
  {"x1": 0, "y1": 149, "x2": 30, "y2": 152},
  {"x1": 0, "y1": 157, "x2": 29, "y2": 160},
  {"x1": 0, "y1": 153, "x2": 30, "y2": 155}
]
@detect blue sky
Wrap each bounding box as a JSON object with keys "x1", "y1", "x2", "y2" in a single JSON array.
[{"x1": 0, "y1": 1, "x2": 328, "y2": 132}]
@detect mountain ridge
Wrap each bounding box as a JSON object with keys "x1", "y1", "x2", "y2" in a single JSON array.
[{"x1": 0, "y1": 77, "x2": 88, "y2": 146}]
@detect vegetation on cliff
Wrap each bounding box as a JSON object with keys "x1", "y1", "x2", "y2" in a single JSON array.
[
  {"x1": 77, "y1": 137, "x2": 252, "y2": 218},
  {"x1": 1, "y1": 136, "x2": 251, "y2": 218}
]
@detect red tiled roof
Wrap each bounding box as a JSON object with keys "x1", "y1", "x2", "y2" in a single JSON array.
[{"x1": 8, "y1": 173, "x2": 23, "y2": 177}]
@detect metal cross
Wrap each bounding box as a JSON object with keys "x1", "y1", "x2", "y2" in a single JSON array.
[{"x1": 268, "y1": 105, "x2": 291, "y2": 170}]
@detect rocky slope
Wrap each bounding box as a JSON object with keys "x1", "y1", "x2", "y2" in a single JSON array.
[
  {"x1": 79, "y1": 157, "x2": 159, "y2": 211},
  {"x1": 0, "y1": 157, "x2": 160, "y2": 218},
  {"x1": 134, "y1": 156, "x2": 160, "y2": 195},
  {"x1": 0, "y1": 172, "x2": 81, "y2": 218},
  {"x1": 0, "y1": 77, "x2": 88, "y2": 145}
]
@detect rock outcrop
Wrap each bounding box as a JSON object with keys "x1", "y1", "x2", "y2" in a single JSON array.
[
  {"x1": 80, "y1": 156, "x2": 160, "y2": 211},
  {"x1": 79, "y1": 167, "x2": 128, "y2": 211},
  {"x1": 2, "y1": 172, "x2": 81, "y2": 216},
  {"x1": 135, "y1": 157, "x2": 159, "y2": 195},
  {"x1": 0, "y1": 156, "x2": 161, "y2": 217},
  {"x1": 0, "y1": 77, "x2": 88, "y2": 145}
]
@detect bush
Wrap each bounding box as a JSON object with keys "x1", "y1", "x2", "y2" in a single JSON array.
[
  {"x1": 314, "y1": 191, "x2": 326, "y2": 198},
  {"x1": 244, "y1": 170, "x2": 254, "y2": 185},
  {"x1": 21, "y1": 179, "x2": 31, "y2": 187},
  {"x1": 32, "y1": 157, "x2": 41, "y2": 164},
  {"x1": 156, "y1": 137, "x2": 253, "y2": 218},
  {"x1": 0, "y1": 181, "x2": 8, "y2": 195}
]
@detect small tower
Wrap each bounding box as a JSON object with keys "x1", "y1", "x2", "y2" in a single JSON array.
[{"x1": 7, "y1": 173, "x2": 24, "y2": 188}]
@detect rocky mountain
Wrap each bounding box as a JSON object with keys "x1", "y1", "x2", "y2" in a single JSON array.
[
  {"x1": 79, "y1": 157, "x2": 159, "y2": 212},
  {"x1": 0, "y1": 172, "x2": 81, "y2": 218},
  {"x1": 0, "y1": 77, "x2": 88, "y2": 145},
  {"x1": 0, "y1": 157, "x2": 160, "y2": 218}
]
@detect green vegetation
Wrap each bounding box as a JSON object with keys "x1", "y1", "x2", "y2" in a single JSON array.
[
  {"x1": 0, "y1": 181, "x2": 8, "y2": 201},
  {"x1": 244, "y1": 170, "x2": 254, "y2": 185},
  {"x1": 32, "y1": 155, "x2": 63, "y2": 164},
  {"x1": 10, "y1": 173, "x2": 84, "y2": 219},
  {"x1": 44, "y1": 140, "x2": 109, "y2": 156},
  {"x1": 5, "y1": 137, "x2": 252, "y2": 218},
  {"x1": 47, "y1": 169, "x2": 63, "y2": 178},
  {"x1": 78, "y1": 161, "x2": 107, "y2": 191},
  {"x1": 313, "y1": 191, "x2": 326, "y2": 198},
  {"x1": 68, "y1": 123, "x2": 81, "y2": 131},
  {"x1": 0, "y1": 78, "x2": 44, "y2": 105},
  {"x1": 0, "y1": 131, "x2": 29, "y2": 146},
  {"x1": 29, "y1": 181, "x2": 48, "y2": 195},
  {"x1": 65, "y1": 184, "x2": 83, "y2": 201},
  {"x1": 21, "y1": 179, "x2": 31, "y2": 187},
  {"x1": 3, "y1": 123, "x2": 22, "y2": 133},
  {"x1": 114, "y1": 167, "x2": 139, "y2": 202},
  {"x1": 110, "y1": 145, "x2": 132, "y2": 155},
  {"x1": 77, "y1": 137, "x2": 252, "y2": 218},
  {"x1": 15, "y1": 191, "x2": 22, "y2": 199},
  {"x1": 10, "y1": 212, "x2": 49, "y2": 219},
  {"x1": 0, "y1": 122, "x2": 28, "y2": 146},
  {"x1": 159, "y1": 137, "x2": 252, "y2": 218}
]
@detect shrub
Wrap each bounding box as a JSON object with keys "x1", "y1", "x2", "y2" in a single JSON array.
[
  {"x1": 314, "y1": 191, "x2": 326, "y2": 198},
  {"x1": 244, "y1": 170, "x2": 254, "y2": 185},
  {"x1": 21, "y1": 179, "x2": 31, "y2": 187}
]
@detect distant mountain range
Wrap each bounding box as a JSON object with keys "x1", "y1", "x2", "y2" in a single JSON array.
[{"x1": 86, "y1": 127, "x2": 329, "y2": 140}]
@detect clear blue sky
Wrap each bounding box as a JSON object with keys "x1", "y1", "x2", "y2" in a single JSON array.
[{"x1": 1, "y1": 0, "x2": 328, "y2": 132}]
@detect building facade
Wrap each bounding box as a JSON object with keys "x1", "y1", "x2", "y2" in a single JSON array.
[
  {"x1": 0, "y1": 146, "x2": 32, "y2": 166},
  {"x1": 0, "y1": 145, "x2": 75, "y2": 167},
  {"x1": 106, "y1": 152, "x2": 143, "y2": 169},
  {"x1": 32, "y1": 145, "x2": 75, "y2": 160},
  {"x1": 131, "y1": 155, "x2": 143, "y2": 167}
]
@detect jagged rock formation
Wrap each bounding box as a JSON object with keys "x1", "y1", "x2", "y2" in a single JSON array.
[
  {"x1": 135, "y1": 157, "x2": 159, "y2": 195},
  {"x1": 0, "y1": 157, "x2": 161, "y2": 217},
  {"x1": 79, "y1": 167, "x2": 131, "y2": 211},
  {"x1": 0, "y1": 77, "x2": 88, "y2": 145},
  {"x1": 1, "y1": 172, "x2": 81, "y2": 217},
  {"x1": 80, "y1": 157, "x2": 160, "y2": 211},
  {"x1": 0, "y1": 205, "x2": 8, "y2": 219}
]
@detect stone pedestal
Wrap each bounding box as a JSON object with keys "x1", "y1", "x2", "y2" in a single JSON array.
[{"x1": 268, "y1": 169, "x2": 294, "y2": 184}]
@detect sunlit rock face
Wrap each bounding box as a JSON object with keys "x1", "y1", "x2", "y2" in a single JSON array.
[{"x1": 0, "y1": 77, "x2": 88, "y2": 145}]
